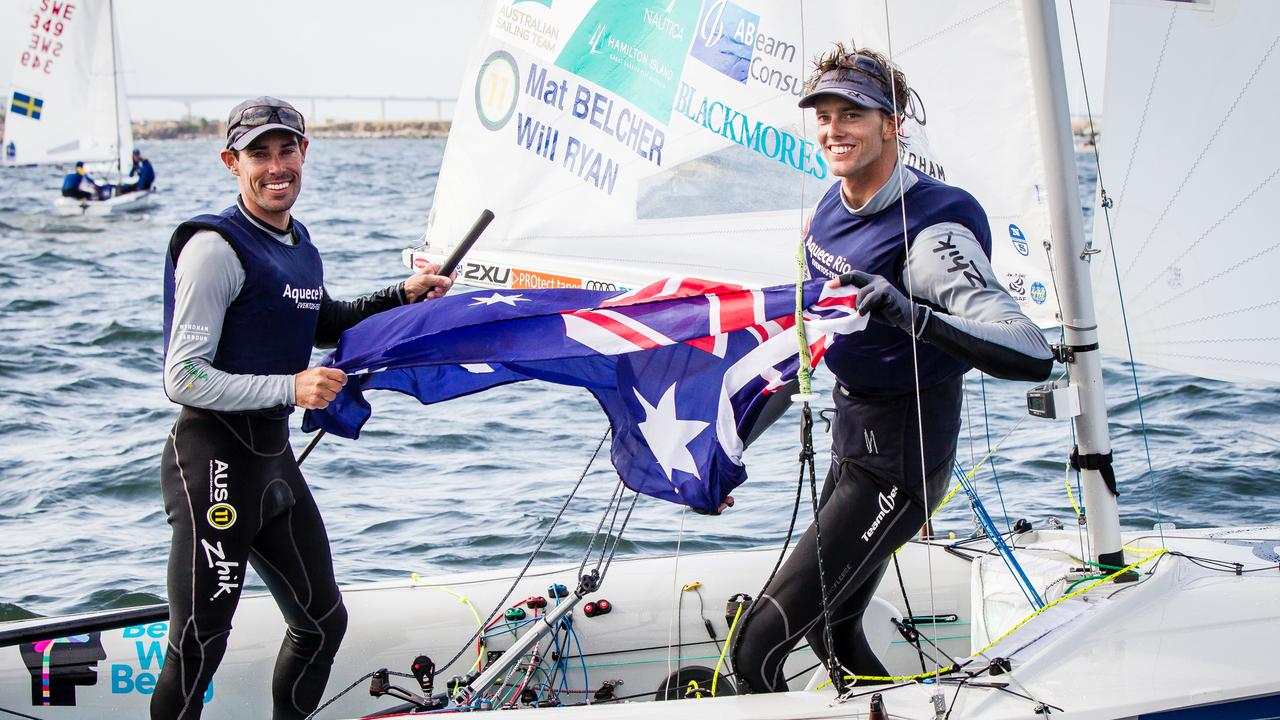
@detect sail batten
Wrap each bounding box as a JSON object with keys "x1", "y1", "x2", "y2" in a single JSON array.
[{"x1": 1096, "y1": 0, "x2": 1280, "y2": 385}]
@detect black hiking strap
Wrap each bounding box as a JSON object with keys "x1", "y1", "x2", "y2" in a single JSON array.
[{"x1": 1070, "y1": 446, "x2": 1119, "y2": 497}]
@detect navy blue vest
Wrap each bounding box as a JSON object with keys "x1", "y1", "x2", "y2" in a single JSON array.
[
  {"x1": 805, "y1": 168, "x2": 992, "y2": 393},
  {"x1": 163, "y1": 204, "x2": 324, "y2": 378}
]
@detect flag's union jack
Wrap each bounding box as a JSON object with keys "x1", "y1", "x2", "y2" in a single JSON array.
[{"x1": 305, "y1": 277, "x2": 864, "y2": 513}]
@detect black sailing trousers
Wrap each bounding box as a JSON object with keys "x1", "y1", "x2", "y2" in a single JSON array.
[
  {"x1": 732, "y1": 376, "x2": 961, "y2": 692},
  {"x1": 152, "y1": 407, "x2": 347, "y2": 719}
]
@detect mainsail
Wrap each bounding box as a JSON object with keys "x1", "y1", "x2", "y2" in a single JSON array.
[
  {"x1": 3, "y1": 0, "x2": 133, "y2": 173},
  {"x1": 1093, "y1": 0, "x2": 1280, "y2": 385},
  {"x1": 416, "y1": 0, "x2": 1062, "y2": 327}
]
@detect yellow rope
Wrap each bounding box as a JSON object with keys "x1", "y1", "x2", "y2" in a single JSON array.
[
  {"x1": 919, "y1": 431, "x2": 1008, "y2": 526},
  {"x1": 410, "y1": 573, "x2": 486, "y2": 672},
  {"x1": 710, "y1": 604, "x2": 744, "y2": 697},
  {"x1": 795, "y1": 241, "x2": 813, "y2": 395},
  {"x1": 814, "y1": 548, "x2": 1167, "y2": 688},
  {"x1": 1064, "y1": 463, "x2": 1083, "y2": 518},
  {"x1": 931, "y1": 481, "x2": 964, "y2": 518},
  {"x1": 887, "y1": 463, "x2": 970, "y2": 557}
]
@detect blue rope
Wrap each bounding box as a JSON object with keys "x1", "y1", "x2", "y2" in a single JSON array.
[
  {"x1": 480, "y1": 617, "x2": 538, "y2": 640},
  {"x1": 978, "y1": 374, "x2": 1013, "y2": 532},
  {"x1": 954, "y1": 462, "x2": 1044, "y2": 610},
  {"x1": 568, "y1": 619, "x2": 589, "y2": 703}
]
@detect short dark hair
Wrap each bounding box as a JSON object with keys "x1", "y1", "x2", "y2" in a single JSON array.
[{"x1": 804, "y1": 43, "x2": 910, "y2": 117}]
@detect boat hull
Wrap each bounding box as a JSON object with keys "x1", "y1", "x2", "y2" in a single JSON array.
[
  {"x1": 0, "y1": 529, "x2": 1275, "y2": 719},
  {"x1": 52, "y1": 189, "x2": 156, "y2": 217}
]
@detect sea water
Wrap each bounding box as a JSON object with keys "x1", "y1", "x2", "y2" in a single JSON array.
[{"x1": 0, "y1": 139, "x2": 1276, "y2": 619}]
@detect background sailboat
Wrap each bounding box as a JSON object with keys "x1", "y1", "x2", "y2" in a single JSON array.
[{"x1": 2, "y1": 0, "x2": 154, "y2": 216}]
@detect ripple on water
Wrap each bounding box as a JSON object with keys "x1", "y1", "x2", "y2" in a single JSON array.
[
  {"x1": 90, "y1": 321, "x2": 164, "y2": 347},
  {"x1": 0, "y1": 603, "x2": 42, "y2": 622},
  {"x1": 77, "y1": 589, "x2": 165, "y2": 614},
  {"x1": 3, "y1": 298, "x2": 58, "y2": 313}
]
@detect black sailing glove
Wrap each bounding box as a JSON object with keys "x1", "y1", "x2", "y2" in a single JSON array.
[{"x1": 838, "y1": 270, "x2": 925, "y2": 332}]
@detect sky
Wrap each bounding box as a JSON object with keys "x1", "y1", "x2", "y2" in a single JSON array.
[
  {"x1": 1, "y1": 0, "x2": 488, "y2": 121},
  {"x1": 1, "y1": 0, "x2": 1109, "y2": 122}
]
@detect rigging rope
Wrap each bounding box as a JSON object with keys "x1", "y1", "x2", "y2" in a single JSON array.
[
  {"x1": 711, "y1": 604, "x2": 744, "y2": 697},
  {"x1": 666, "y1": 506, "x2": 687, "y2": 688},
  {"x1": 786, "y1": 36, "x2": 845, "y2": 687},
  {"x1": 978, "y1": 375, "x2": 1013, "y2": 533},
  {"x1": 309, "y1": 423, "x2": 614, "y2": 717},
  {"x1": 815, "y1": 547, "x2": 1166, "y2": 687},
  {"x1": 577, "y1": 479, "x2": 624, "y2": 581},
  {"x1": 1065, "y1": 0, "x2": 1167, "y2": 547},
  {"x1": 789, "y1": 234, "x2": 846, "y2": 691},
  {"x1": 435, "y1": 426, "x2": 611, "y2": 680},
  {"x1": 880, "y1": 1, "x2": 945, "y2": 693}
]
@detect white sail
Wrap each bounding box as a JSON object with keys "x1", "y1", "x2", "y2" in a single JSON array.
[
  {"x1": 1094, "y1": 0, "x2": 1280, "y2": 385},
  {"x1": 3, "y1": 0, "x2": 133, "y2": 175},
  {"x1": 418, "y1": 0, "x2": 1061, "y2": 326}
]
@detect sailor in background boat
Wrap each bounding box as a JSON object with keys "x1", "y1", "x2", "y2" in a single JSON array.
[
  {"x1": 731, "y1": 45, "x2": 1053, "y2": 692},
  {"x1": 60, "y1": 160, "x2": 109, "y2": 201},
  {"x1": 155, "y1": 96, "x2": 454, "y2": 719},
  {"x1": 117, "y1": 148, "x2": 156, "y2": 194}
]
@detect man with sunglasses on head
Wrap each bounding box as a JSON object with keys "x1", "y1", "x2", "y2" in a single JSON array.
[
  {"x1": 155, "y1": 96, "x2": 453, "y2": 719},
  {"x1": 729, "y1": 46, "x2": 1052, "y2": 693}
]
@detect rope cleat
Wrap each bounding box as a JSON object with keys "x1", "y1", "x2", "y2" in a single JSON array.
[{"x1": 583, "y1": 599, "x2": 612, "y2": 617}]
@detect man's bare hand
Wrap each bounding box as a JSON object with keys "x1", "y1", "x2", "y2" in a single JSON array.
[
  {"x1": 403, "y1": 261, "x2": 456, "y2": 303},
  {"x1": 694, "y1": 494, "x2": 735, "y2": 516},
  {"x1": 294, "y1": 367, "x2": 347, "y2": 409}
]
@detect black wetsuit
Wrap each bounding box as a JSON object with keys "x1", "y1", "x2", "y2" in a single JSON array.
[
  {"x1": 733, "y1": 379, "x2": 960, "y2": 689},
  {"x1": 154, "y1": 408, "x2": 347, "y2": 719},
  {"x1": 731, "y1": 166, "x2": 1052, "y2": 692},
  {"x1": 155, "y1": 200, "x2": 409, "y2": 719}
]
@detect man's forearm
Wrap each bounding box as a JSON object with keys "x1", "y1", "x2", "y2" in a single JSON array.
[
  {"x1": 314, "y1": 282, "x2": 407, "y2": 347},
  {"x1": 164, "y1": 356, "x2": 295, "y2": 410}
]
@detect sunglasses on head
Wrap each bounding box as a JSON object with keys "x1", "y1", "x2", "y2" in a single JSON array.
[
  {"x1": 229, "y1": 105, "x2": 306, "y2": 134},
  {"x1": 848, "y1": 55, "x2": 890, "y2": 91}
]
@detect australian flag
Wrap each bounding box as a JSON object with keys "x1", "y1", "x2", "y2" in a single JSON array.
[
  {"x1": 304, "y1": 277, "x2": 866, "y2": 514},
  {"x1": 10, "y1": 91, "x2": 43, "y2": 120}
]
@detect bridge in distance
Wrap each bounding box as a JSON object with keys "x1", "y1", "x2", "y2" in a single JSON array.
[{"x1": 128, "y1": 93, "x2": 457, "y2": 122}]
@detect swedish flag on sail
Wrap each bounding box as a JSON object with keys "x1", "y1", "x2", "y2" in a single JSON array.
[{"x1": 10, "y1": 92, "x2": 44, "y2": 120}]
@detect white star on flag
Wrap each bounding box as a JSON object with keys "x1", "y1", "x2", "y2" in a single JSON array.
[
  {"x1": 469, "y1": 292, "x2": 529, "y2": 307},
  {"x1": 634, "y1": 383, "x2": 709, "y2": 486}
]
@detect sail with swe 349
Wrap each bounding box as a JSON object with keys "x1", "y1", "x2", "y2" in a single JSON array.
[{"x1": 3, "y1": 0, "x2": 132, "y2": 173}]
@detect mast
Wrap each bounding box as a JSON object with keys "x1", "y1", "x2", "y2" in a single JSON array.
[
  {"x1": 1021, "y1": 0, "x2": 1125, "y2": 572},
  {"x1": 108, "y1": 0, "x2": 123, "y2": 181}
]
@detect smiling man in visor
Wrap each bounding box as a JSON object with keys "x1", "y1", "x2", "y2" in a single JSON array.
[
  {"x1": 729, "y1": 46, "x2": 1052, "y2": 693},
  {"x1": 155, "y1": 97, "x2": 453, "y2": 719}
]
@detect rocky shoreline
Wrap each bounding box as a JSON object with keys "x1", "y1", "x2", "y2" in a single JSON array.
[
  {"x1": 2, "y1": 115, "x2": 1096, "y2": 145},
  {"x1": 0, "y1": 115, "x2": 452, "y2": 141},
  {"x1": 131, "y1": 119, "x2": 452, "y2": 141}
]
